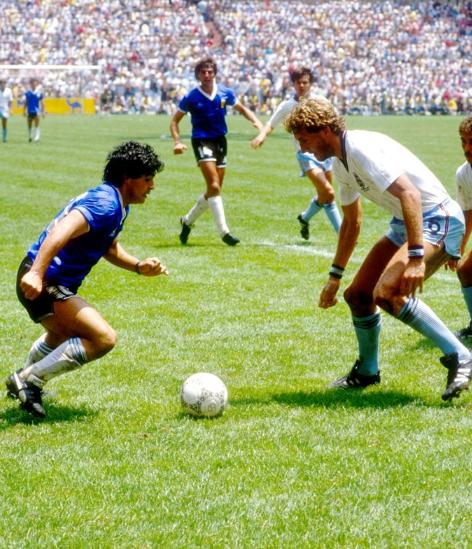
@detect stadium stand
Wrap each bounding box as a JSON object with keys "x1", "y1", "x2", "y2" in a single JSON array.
[{"x1": 1, "y1": 0, "x2": 470, "y2": 115}]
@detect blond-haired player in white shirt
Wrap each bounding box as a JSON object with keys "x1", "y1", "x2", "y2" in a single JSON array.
[{"x1": 285, "y1": 98, "x2": 472, "y2": 402}]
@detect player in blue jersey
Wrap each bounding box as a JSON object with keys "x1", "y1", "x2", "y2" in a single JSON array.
[
  {"x1": 6, "y1": 141, "x2": 168, "y2": 418},
  {"x1": 24, "y1": 78, "x2": 45, "y2": 142},
  {"x1": 170, "y1": 58, "x2": 263, "y2": 246},
  {"x1": 251, "y1": 67, "x2": 341, "y2": 241}
]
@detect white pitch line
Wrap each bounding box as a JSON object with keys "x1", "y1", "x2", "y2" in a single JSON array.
[{"x1": 256, "y1": 240, "x2": 458, "y2": 283}]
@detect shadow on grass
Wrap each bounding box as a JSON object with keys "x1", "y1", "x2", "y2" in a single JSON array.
[
  {"x1": 231, "y1": 388, "x2": 428, "y2": 409},
  {"x1": 0, "y1": 402, "x2": 97, "y2": 428}
]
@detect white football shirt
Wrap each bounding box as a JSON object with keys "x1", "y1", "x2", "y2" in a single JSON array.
[
  {"x1": 456, "y1": 161, "x2": 472, "y2": 211},
  {"x1": 333, "y1": 130, "x2": 450, "y2": 219}
]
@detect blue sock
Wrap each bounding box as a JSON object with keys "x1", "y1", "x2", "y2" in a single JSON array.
[
  {"x1": 2, "y1": 128, "x2": 6, "y2": 142},
  {"x1": 323, "y1": 201, "x2": 342, "y2": 232},
  {"x1": 353, "y1": 311, "x2": 382, "y2": 375},
  {"x1": 301, "y1": 197, "x2": 322, "y2": 222},
  {"x1": 461, "y1": 286, "x2": 472, "y2": 327},
  {"x1": 397, "y1": 297, "x2": 470, "y2": 361}
]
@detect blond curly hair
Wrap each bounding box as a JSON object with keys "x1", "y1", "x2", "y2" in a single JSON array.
[
  {"x1": 284, "y1": 98, "x2": 345, "y2": 135},
  {"x1": 459, "y1": 115, "x2": 472, "y2": 136}
]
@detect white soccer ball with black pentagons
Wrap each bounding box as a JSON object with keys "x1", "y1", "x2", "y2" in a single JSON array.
[{"x1": 181, "y1": 372, "x2": 228, "y2": 417}]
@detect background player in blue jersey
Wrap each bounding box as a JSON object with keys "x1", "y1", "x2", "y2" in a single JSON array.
[
  {"x1": 24, "y1": 78, "x2": 45, "y2": 142},
  {"x1": 170, "y1": 57, "x2": 263, "y2": 246},
  {"x1": 6, "y1": 141, "x2": 168, "y2": 418}
]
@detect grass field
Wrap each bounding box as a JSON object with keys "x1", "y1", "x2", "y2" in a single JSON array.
[{"x1": 1, "y1": 113, "x2": 471, "y2": 547}]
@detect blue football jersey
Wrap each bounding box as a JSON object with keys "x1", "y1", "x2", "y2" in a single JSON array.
[
  {"x1": 27, "y1": 183, "x2": 129, "y2": 289},
  {"x1": 25, "y1": 90, "x2": 44, "y2": 115},
  {"x1": 178, "y1": 84, "x2": 237, "y2": 139}
]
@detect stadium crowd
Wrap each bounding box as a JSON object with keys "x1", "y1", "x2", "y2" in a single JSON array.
[{"x1": 1, "y1": 0, "x2": 471, "y2": 115}]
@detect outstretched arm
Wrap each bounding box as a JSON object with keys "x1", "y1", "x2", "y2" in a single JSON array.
[
  {"x1": 387, "y1": 175, "x2": 425, "y2": 296},
  {"x1": 234, "y1": 102, "x2": 264, "y2": 132},
  {"x1": 170, "y1": 110, "x2": 188, "y2": 155},
  {"x1": 104, "y1": 239, "x2": 169, "y2": 276},
  {"x1": 251, "y1": 122, "x2": 273, "y2": 149},
  {"x1": 319, "y1": 198, "x2": 361, "y2": 309}
]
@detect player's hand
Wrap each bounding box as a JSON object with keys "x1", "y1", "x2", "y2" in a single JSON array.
[
  {"x1": 445, "y1": 257, "x2": 459, "y2": 272},
  {"x1": 250, "y1": 136, "x2": 264, "y2": 149},
  {"x1": 400, "y1": 258, "x2": 425, "y2": 296},
  {"x1": 137, "y1": 258, "x2": 169, "y2": 276},
  {"x1": 319, "y1": 277, "x2": 340, "y2": 309},
  {"x1": 173, "y1": 142, "x2": 187, "y2": 155},
  {"x1": 20, "y1": 270, "x2": 43, "y2": 300}
]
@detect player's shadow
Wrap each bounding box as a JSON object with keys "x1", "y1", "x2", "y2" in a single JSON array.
[
  {"x1": 0, "y1": 403, "x2": 97, "y2": 428},
  {"x1": 232, "y1": 388, "x2": 429, "y2": 410}
]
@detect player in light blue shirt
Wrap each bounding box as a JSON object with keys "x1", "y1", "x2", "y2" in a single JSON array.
[
  {"x1": 6, "y1": 141, "x2": 169, "y2": 418},
  {"x1": 170, "y1": 57, "x2": 263, "y2": 246},
  {"x1": 24, "y1": 78, "x2": 45, "y2": 142}
]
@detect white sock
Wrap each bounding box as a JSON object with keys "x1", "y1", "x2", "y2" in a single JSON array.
[
  {"x1": 24, "y1": 337, "x2": 88, "y2": 386},
  {"x1": 184, "y1": 194, "x2": 209, "y2": 225},
  {"x1": 34, "y1": 128, "x2": 40, "y2": 141},
  {"x1": 208, "y1": 195, "x2": 229, "y2": 237},
  {"x1": 24, "y1": 334, "x2": 55, "y2": 369}
]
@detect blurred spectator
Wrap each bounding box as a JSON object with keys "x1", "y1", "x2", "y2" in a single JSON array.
[{"x1": 0, "y1": 0, "x2": 470, "y2": 115}]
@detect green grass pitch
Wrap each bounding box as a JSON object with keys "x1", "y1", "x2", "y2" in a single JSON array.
[{"x1": 0, "y1": 113, "x2": 471, "y2": 547}]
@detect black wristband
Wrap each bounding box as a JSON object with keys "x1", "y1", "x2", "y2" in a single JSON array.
[{"x1": 135, "y1": 261, "x2": 142, "y2": 275}]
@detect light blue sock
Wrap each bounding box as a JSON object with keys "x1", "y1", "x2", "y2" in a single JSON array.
[
  {"x1": 397, "y1": 297, "x2": 470, "y2": 361},
  {"x1": 323, "y1": 201, "x2": 342, "y2": 232},
  {"x1": 2, "y1": 127, "x2": 6, "y2": 142},
  {"x1": 461, "y1": 286, "x2": 472, "y2": 326},
  {"x1": 301, "y1": 197, "x2": 322, "y2": 222},
  {"x1": 352, "y1": 311, "x2": 382, "y2": 375}
]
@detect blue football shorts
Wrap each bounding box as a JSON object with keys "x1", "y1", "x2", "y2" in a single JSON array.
[
  {"x1": 386, "y1": 198, "x2": 465, "y2": 259},
  {"x1": 296, "y1": 150, "x2": 333, "y2": 176},
  {"x1": 16, "y1": 257, "x2": 77, "y2": 323}
]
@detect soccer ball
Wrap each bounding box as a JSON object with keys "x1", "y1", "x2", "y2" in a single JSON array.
[{"x1": 181, "y1": 372, "x2": 228, "y2": 418}]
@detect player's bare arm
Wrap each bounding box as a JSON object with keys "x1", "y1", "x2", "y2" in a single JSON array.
[
  {"x1": 21, "y1": 210, "x2": 90, "y2": 300},
  {"x1": 170, "y1": 111, "x2": 188, "y2": 155},
  {"x1": 250, "y1": 123, "x2": 273, "y2": 149},
  {"x1": 104, "y1": 239, "x2": 169, "y2": 276},
  {"x1": 319, "y1": 199, "x2": 361, "y2": 309},
  {"x1": 234, "y1": 103, "x2": 263, "y2": 132},
  {"x1": 387, "y1": 175, "x2": 425, "y2": 296}
]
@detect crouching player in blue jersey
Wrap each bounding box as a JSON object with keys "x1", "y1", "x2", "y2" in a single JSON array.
[
  {"x1": 6, "y1": 141, "x2": 169, "y2": 418},
  {"x1": 170, "y1": 57, "x2": 263, "y2": 246},
  {"x1": 285, "y1": 99, "x2": 472, "y2": 402}
]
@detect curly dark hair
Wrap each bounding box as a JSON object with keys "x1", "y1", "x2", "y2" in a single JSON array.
[
  {"x1": 103, "y1": 141, "x2": 164, "y2": 186},
  {"x1": 459, "y1": 116, "x2": 472, "y2": 136}
]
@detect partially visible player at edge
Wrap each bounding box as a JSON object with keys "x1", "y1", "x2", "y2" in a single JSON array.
[
  {"x1": 170, "y1": 57, "x2": 263, "y2": 246},
  {"x1": 0, "y1": 78, "x2": 13, "y2": 143},
  {"x1": 454, "y1": 116, "x2": 472, "y2": 339},
  {"x1": 285, "y1": 98, "x2": 472, "y2": 401},
  {"x1": 6, "y1": 141, "x2": 169, "y2": 418},
  {"x1": 251, "y1": 67, "x2": 341, "y2": 241}
]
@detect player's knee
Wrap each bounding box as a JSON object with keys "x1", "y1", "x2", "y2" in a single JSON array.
[
  {"x1": 344, "y1": 285, "x2": 374, "y2": 310},
  {"x1": 207, "y1": 181, "x2": 221, "y2": 196},
  {"x1": 94, "y1": 327, "x2": 117, "y2": 357},
  {"x1": 373, "y1": 285, "x2": 398, "y2": 315}
]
